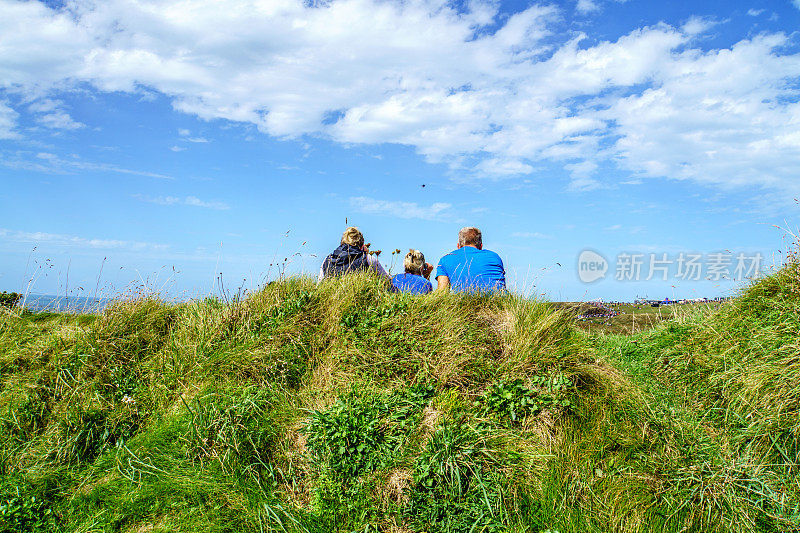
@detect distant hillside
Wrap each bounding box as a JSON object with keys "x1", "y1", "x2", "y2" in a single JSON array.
[{"x1": 0, "y1": 264, "x2": 798, "y2": 532}]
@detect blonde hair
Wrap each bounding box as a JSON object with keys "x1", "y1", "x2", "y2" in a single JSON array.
[
  {"x1": 341, "y1": 227, "x2": 364, "y2": 248},
  {"x1": 404, "y1": 249, "x2": 425, "y2": 275}
]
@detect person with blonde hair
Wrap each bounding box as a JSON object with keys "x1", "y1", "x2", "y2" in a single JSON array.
[
  {"x1": 391, "y1": 249, "x2": 433, "y2": 294},
  {"x1": 319, "y1": 227, "x2": 389, "y2": 280},
  {"x1": 435, "y1": 227, "x2": 505, "y2": 293}
]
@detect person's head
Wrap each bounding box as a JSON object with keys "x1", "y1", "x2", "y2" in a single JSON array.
[
  {"x1": 341, "y1": 227, "x2": 365, "y2": 249},
  {"x1": 404, "y1": 249, "x2": 425, "y2": 275},
  {"x1": 457, "y1": 227, "x2": 482, "y2": 249}
]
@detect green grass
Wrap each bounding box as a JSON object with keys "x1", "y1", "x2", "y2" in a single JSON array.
[{"x1": 0, "y1": 264, "x2": 798, "y2": 532}]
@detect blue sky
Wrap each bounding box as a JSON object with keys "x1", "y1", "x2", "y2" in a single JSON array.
[{"x1": 1, "y1": 0, "x2": 799, "y2": 301}]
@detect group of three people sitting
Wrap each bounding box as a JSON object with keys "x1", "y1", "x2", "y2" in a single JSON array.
[{"x1": 318, "y1": 226, "x2": 506, "y2": 294}]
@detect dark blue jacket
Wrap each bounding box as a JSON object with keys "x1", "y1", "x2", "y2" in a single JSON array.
[{"x1": 322, "y1": 244, "x2": 370, "y2": 277}]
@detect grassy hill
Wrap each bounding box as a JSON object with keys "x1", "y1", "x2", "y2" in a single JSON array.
[{"x1": 0, "y1": 260, "x2": 798, "y2": 532}]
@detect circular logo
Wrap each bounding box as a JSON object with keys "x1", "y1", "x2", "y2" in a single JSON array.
[{"x1": 577, "y1": 249, "x2": 608, "y2": 283}]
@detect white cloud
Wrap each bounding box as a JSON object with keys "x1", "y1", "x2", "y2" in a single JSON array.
[
  {"x1": 134, "y1": 194, "x2": 229, "y2": 210},
  {"x1": 606, "y1": 34, "x2": 800, "y2": 193},
  {"x1": 184, "y1": 196, "x2": 229, "y2": 209},
  {"x1": 576, "y1": 0, "x2": 600, "y2": 14},
  {"x1": 473, "y1": 158, "x2": 535, "y2": 178},
  {"x1": 176, "y1": 129, "x2": 208, "y2": 143},
  {"x1": 747, "y1": 9, "x2": 764, "y2": 16},
  {"x1": 681, "y1": 16, "x2": 718, "y2": 36},
  {"x1": 26, "y1": 99, "x2": 84, "y2": 130},
  {"x1": 567, "y1": 176, "x2": 603, "y2": 192},
  {"x1": 0, "y1": 228, "x2": 168, "y2": 252},
  {"x1": 37, "y1": 111, "x2": 85, "y2": 130},
  {"x1": 0, "y1": 102, "x2": 20, "y2": 139},
  {"x1": 169, "y1": 145, "x2": 185, "y2": 152},
  {"x1": 1, "y1": 151, "x2": 173, "y2": 179},
  {"x1": 0, "y1": 0, "x2": 798, "y2": 195},
  {"x1": 565, "y1": 160, "x2": 601, "y2": 191},
  {"x1": 0, "y1": 1, "x2": 92, "y2": 88},
  {"x1": 26, "y1": 99, "x2": 59, "y2": 113},
  {"x1": 793, "y1": 0, "x2": 800, "y2": 11},
  {"x1": 350, "y1": 196, "x2": 453, "y2": 220}
]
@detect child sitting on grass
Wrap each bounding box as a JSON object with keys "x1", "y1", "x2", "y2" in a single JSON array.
[{"x1": 391, "y1": 249, "x2": 433, "y2": 294}]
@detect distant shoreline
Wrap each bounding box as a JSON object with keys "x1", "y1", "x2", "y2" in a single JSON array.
[
  {"x1": 14, "y1": 291, "x2": 732, "y2": 316},
  {"x1": 20, "y1": 294, "x2": 114, "y2": 314}
]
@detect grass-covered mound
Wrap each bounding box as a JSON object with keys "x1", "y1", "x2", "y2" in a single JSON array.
[
  {"x1": 608, "y1": 258, "x2": 800, "y2": 530},
  {"x1": 1, "y1": 268, "x2": 798, "y2": 532}
]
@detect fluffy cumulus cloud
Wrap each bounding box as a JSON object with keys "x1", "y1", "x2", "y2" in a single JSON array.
[
  {"x1": 1, "y1": 0, "x2": 800, "y2": 193},
  {"x1": 606, "y1": 34, "x2": 800, "y2": 190}
]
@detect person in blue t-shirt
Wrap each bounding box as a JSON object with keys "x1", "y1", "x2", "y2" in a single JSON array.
[
  {"x1": 435, "y1": 227, "x2": 506, "y2": 293},
  {"x1": 391, "y1": 249, "x2": 433, "y2": 294}
]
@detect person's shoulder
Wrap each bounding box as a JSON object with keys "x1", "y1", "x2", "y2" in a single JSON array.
[
  {"x1": 435, "y1": 250, "x2": 460, "y2": 275},
  {"x1": 408, "y1": 273, "x2": 428, "y2": 284},
  {"x1": 415, "y1": 274, "x2": 432, "y2": 286},
  {"x1": 480, "y1": 248, "x2": 503, "y2": 261},
  {"x1": 438, "y1": 249, "x2": 460, "y2": 260}
]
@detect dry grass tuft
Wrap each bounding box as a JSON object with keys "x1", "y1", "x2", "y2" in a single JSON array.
[{"x1": 384, "y1": 469, "x2": 413, "y2": 505}]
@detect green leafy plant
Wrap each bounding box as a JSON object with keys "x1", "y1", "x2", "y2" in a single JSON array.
[
  {"x1": 0, "y1": 494, "x2": 55, "y2": 533},
  {"x1": 307, "y1": 397, "x2": 390, "y2": 480},
  {"x1": 305, "y1": 383, "x2": 434, "y2": 481},
  {"x1": 340, "y1": 298, "x2": 409, "y2": 337},
  {"x1": 477, "y1": 375, "x2": 573, "y2": 423}
]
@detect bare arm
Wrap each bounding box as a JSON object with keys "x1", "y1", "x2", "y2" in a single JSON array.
[
  {"x1": 436, "y1": 275, "x2": 450, "y2": 292},
  {"x1": 423, "y1": 262, "x2": 434, "y2": 280}
]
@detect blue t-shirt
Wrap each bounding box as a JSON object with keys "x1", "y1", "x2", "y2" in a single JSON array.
[
  {"x1": 435, "y1": 247, "x2": 506, "y2": 293},
  {"x1": 391, "y1": 273, "x2": 433, "y2": 295}
]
